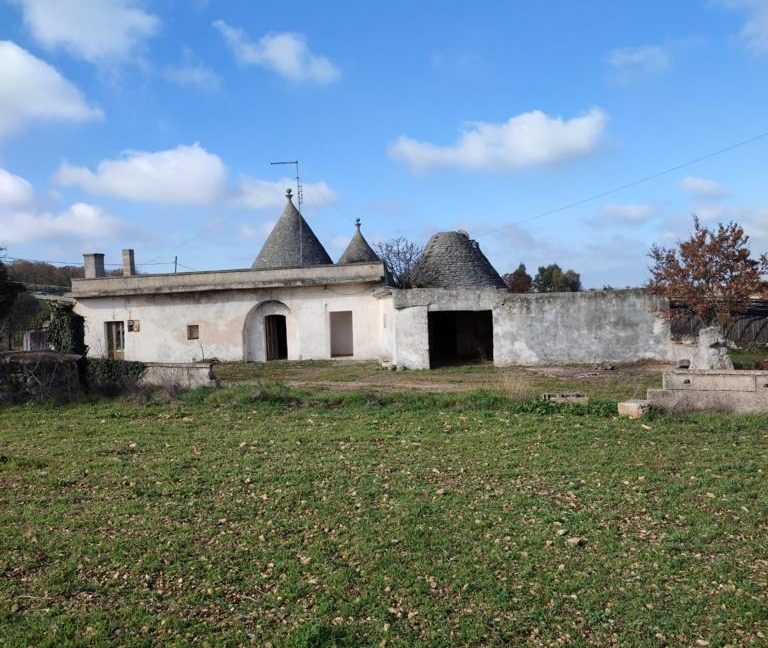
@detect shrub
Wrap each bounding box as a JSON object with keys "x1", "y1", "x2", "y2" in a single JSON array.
[
  {"x1": 47, "y1": 303, "x2": 88, "y2": 355},
  {"x1": 86, "y1": 358, "x2": 146, "y2": 396}
]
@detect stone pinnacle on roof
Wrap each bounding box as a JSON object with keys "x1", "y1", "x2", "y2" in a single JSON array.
[
  {"x1": 410, "y1": 230, "x2": 505, "y2": 288},
  {"x1": 337, "y1": 218, "x2": 380, "y2": 264},
  {"x1": 252, "y1": 188, "x2": 333, "y2": 269}
]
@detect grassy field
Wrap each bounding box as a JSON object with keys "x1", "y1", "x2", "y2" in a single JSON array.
[
  {"x1": 730, "y1": 349, "x2": 768, "y2": 370},
  {"x1": 2, "y1": 384, "x2": 768, "y2": 646}
]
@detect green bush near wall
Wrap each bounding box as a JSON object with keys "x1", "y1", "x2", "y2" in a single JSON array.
[
  {"x1": 86, "y1": 358, "x2": 146, "y2": 395},
  {"x1": 47, "y1": 303, "x2": 88, "y2": 356}
]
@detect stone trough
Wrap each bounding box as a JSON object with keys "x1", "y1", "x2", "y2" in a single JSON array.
[
  {"x1": 619, "y1": 368, "x2": 768, "y2": 416},
  {"x1": 647, "y1": 369, "x2": 768, "y2": 414},
  {"x1": 139, "y1": 361, "x2": 219, "y2": 390}
]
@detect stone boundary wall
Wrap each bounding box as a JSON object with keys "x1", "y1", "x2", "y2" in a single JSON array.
[
  {"x1": 390, "y1": 288, "x2": 671, "y2": 368},
  {"x1": 0, "y1": 351, "x2": 81, "y2": 404},
  {"x1": 648, "y1": 370, "x2": 768, "y2": 413}
]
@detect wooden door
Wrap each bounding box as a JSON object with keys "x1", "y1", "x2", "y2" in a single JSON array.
[
  {"x1": 264, "y1": 315, "x2": 287, "y2": 360},
  {"x1": 106, "y1": 321, "x2": 125, "y2": 360},
  {"x1": 330, "y1": 311, "x2": 353, "y2": 357}
]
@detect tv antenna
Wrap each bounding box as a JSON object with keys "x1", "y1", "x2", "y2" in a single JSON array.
[
  {"x1": 270, "y1": 159, "x2": 303, "y2": 211},
  {"x1": 271, "y1": 159, "x2": 305, "y2": 265}
]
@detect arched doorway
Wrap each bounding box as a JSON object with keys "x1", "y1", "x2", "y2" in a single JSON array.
[
  {"x1": 264, "y1": 314, "x2": 287, "y2": 360},
  {"x1": 243, "y1": 300, "x2": 291, "y2": 362}
]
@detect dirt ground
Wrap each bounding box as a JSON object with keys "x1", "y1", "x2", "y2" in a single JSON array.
[{"x1": 216, "y1": 360, "x2": 669, "y2": 401}]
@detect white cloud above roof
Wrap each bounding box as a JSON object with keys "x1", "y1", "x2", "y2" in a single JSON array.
[
  {"x1": 55, "y1": 143, "x2": 228, "y2": 205},
  {"x1": 233, "y1": 178, "x2": 338, "y2": 210},
  {"x1": 389, "y1": 108, "x2": 607, "y2": 173},
  {"x1": 0, "y1": 41, "x2": 103, "y2": 138},
  {"x1": 54, "y1": 143, "x2": 338, "y2": 210},
  {"x1": 0, "y1": 167, "x2": 35, "y2": 207},
  {"x1": 0, "y1": 165, "x2": 126, "y2": 246},
  {"x1": 13, "y1": 0, "x2": 160, "y2": 63},
  {"x1": 213, "y1": 20, "x2": 340, "y2": 83}
]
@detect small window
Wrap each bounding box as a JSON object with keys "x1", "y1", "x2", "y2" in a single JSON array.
[
  {"x1": 127, "y1": 320, "x2": 140, "y2": 332},
  {"x1": 187, "y1": 324, "x2": 199, "y2": 340}
]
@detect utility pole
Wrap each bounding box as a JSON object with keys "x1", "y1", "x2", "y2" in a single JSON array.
[
  {"x1": 271, "y1": 159, "x2": 304, "y2": 265},
  {"x1": 174, "y1": 256, "x2": 178, "y2": 273}
]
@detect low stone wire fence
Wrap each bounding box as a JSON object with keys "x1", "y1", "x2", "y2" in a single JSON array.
[
  {"x1": 672, "y1": 311, "x2": 768, "y2": 349},
  {"x1": 0, "y1": 351, "x2": 82, "y2": 404},
  {"x1": 0, "y1": 352, "x2": 218, "y2": 404}
]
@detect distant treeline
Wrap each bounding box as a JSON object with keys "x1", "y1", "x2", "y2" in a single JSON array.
[
  {"x1": 7, "y1": 260, "x2": 84, "y2": 288},
  {"x1": 7, "y1": 260, "x2": 122, "y2": 288}
]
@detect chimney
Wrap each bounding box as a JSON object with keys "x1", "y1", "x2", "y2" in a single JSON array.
[
  {"x1": 83, "y1": 253, "x2": 105, "y2": 279},
  {"x1": 122, "y1": 249, "x2": 136, "y2": 276}
]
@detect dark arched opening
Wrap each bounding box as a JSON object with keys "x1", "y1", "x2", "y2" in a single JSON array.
[{"x1": 264, "y1": 314, "x2": 288, "y2": 360}]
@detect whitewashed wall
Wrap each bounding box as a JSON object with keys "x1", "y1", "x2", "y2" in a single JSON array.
[{"x1": 75, "y1": 284, "x2": 385, "y2": 363}]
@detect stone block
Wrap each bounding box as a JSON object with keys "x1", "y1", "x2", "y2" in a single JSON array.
[
  {"x1": 618, "y1": 399, "x2": 651, "y2": 418},
  {"x1": 542, "y1": 392, "x2": 589, "y2": 404}
]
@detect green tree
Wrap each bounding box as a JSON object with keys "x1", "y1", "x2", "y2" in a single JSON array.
[
  {"x1": 0, "y1": 257, "x2": 25, "y2": 347},
  {"x1": 532, "y1": 264, "x2": 582, "y2": 292}
]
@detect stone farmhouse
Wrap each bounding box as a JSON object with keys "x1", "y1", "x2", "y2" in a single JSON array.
[{"x1": 70, "y1": 190, "x2": 672, "y2": 369}]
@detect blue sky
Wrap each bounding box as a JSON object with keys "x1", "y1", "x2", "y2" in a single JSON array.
[{"x1": 1, "y1": 0, "x2": 767, "y2": 287}]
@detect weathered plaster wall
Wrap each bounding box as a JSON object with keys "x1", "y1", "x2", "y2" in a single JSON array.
[
  {"x1": 495, "y1": 290, "x2": 670, "y2": 366},
  {"x1": 390, "y1": 288, "x2": 670, "y2": 369},
  {"x1": 75, "y1": 284, "x2": 384, "y2": 363}
]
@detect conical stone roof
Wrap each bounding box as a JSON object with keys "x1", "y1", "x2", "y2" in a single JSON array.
[
  {"x1": 411, "y1": 231, "x2": 505, "y2": 288},
  {"x1": 252, "y1": 190, "x2": 333, "y2": 269},
  {"x1": 338, "y1": 219, "x2": 380, "y2": 264}
]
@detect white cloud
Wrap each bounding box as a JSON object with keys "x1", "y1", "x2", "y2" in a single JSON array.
[
  {"x1": 602, "y1": 203, "x2": 657, "y2": 224},
  {"x1": 213, "y1": 20, "x2": 340, "y2": 83},
  {"x1": 716, "y1": 0, "x2": 768, "y2": 55},
  {"x1": 54, "y1": 143, "x2": 339, "y2": 210},
  {"x1": 55, "y1": 143, "x2": 228, "y2": 205},
  {"x1": 0, "y1": 167, "x2": 35, "y2": 206},
  {"x1": 680, "y1": 176, "x2": 729, "y2": 199},
  {"x1": 607, "y1": 44, "x2": 671, "y2": 73},
  {"x1": 0, "y1": 166, "x2": 125, "y2": 245},
  {"x1": 164, "y1": 63, "x2": 220, "y2": 91},
  {"x1": 3, "y1": 202, "x2": 126, "y2": 245},
  {"x1": 13, "y1": 0, "x2": 160, "y2": 63},
  {"x1": 388, "y1": 108, "x2": 607, "y2": 173},
  {"x1": 0, "y1": 41, "x2": 103, "y2": 137},
  {"x1": 233, "y1": 178, "x2": 338, "y2": 209}
]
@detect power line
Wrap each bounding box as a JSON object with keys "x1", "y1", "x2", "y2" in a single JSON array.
[
  {"x1": 4, "y1": 255, "x2": 177, "y2": 268},
  {"x1": 474, "y1": 130, "x2": 768, "y2": 238}
]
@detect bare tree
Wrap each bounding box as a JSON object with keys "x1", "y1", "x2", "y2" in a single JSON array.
[
  {"x1": 647, "y1": 216, "x2": 767, "y2": 325},
  {"x1": 374, "y1": 236, "x2": 423, "y2": 288}
]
